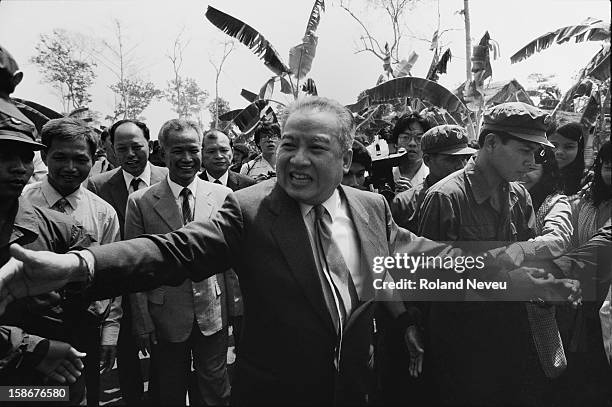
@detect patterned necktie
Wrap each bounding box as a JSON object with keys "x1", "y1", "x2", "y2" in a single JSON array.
[
  {"x1": 214, "y1": 179, "x2": 222, "y2": 185},
  {"x1": 313, "y1": 204, "x2": 357, "y2": 328},
  {"x1": 130, "y1": 178, "x2": 142, "y2": 193},
  {"x1": 52, "y1": 197, "x2": 70, "y2": 213},
  {"x1": 180, "y1": 188, "x2": 193, "y2": 225},
  {"x1": 525, "y1": 303, "x2": 567, "y2": 378}
]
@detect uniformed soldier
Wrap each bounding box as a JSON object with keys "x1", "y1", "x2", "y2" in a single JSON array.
[{"x1": 391, "y1": 125, "x2": 477, "y2": 233}]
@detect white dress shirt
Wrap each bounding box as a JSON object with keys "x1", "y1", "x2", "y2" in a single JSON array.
[
  {"x1": 22, "y1": 178, "x2": 123, "y2": 346},
  {"x1": 122, "y1": 162, "x2": 152, "y2": 193},
  {"x1": 300, "y1": 189, "x2": 363, "y2": 304},
  {"x1": 167, "y1": 175, "x2": 198, "y2": 221},
  {"x1": 205, "y1": 170, "x2": 229, "y2": 186}
]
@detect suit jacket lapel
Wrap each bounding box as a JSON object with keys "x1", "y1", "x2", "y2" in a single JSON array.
[
  {"x1": 341, "y1": 186, "x2": 380, "y2": 301},
  {"x1": 109, "y1": 169, "x2": 129, "y2": 217},
  {"x1": 153, "y1": 179, "x2": 183, "y2": 230},
  {"x1": 194, "y1": 179, "x2": 214, "y2": 221},
  {"x1": 268, "y1": 184, "x2": 336, "y2": 335}
]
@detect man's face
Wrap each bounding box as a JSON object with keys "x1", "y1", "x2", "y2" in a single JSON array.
[
  {"x1": 43, "y1": 137, "x2": 93, "y2": 196},
  {"x1": 488, "y1": 136, "x2": 540, "y2": 182},
  {"x1": 342, "y1": 162, "x2": 367, "y2": 190},
  {"x1": 202, "y1": 132, "x2": 232, "y2": 177},
  {"x1": 601, "y1": 160, "x2": 612, "y2": 187},
  {"x1": 425, "y1": 153, "x2": 469, "y2": 180},
  {"x1": 0, "y1": 141, "x2": 34, "y2": 202},
  {"x1": 162, "y1": 128, "x2": 201, "y2": 187},
  {"x1": 113, "y1": 122, "x2": 149, "y2": 176},
  {"x1": 257, "y1": 131, "x2": 279, "y2": 156},
  {"x1": 277, "y1": 110, "x2": 352, "y2": 205},
  {"x1": 397, "y1": 121, "x2": 424, "y2": 162}
]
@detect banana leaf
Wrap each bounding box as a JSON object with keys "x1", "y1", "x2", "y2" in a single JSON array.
[
  {"x1": 259, "y1": 77, "x2": 275, "y2": 100},
  {"x1": 393, "y1": 51, "x2": 419, "y2": 78},
  {"x1": 241, "y1": 89, "x2": 258, "y2": 103},
  {"x1": 219, "y1": 109, "x2": 244, "y2": 122},
  {"x1": 280, "y1": 76, "x2": 292, "y2": 94},
  {"x1": 365, "y1": 77, "x2": 468, "y2": 115},
  {"x1": 288, "y1": 0, "x2": 325, "y2": 80},
  {"x1": 205, "y1": 6, "x2": 290, "y2": 76},
  {"x1": 584, "y1": 44, "x2": 610, "y2": 81},
  {"x1": 12, "y1": 98, "x2": 63, "y2": 133},
  {"x1": 510, "y1": 18, "x2": 610, "y2": 64}
]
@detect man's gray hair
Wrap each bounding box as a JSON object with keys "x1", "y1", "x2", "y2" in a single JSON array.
[
  {"x1": 279, "y1": 96, "x2": 355, "y2": 152},
  {"x1": 158, "y1": 119, "x2": 203, "y2": 148}
]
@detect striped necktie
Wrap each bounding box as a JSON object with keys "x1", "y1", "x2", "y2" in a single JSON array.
[
  {"x1": 180, "y1": 188, "x2": 193, "y2": 225},
  {"x1": 52, "y1": 197, "x2": 70, "y2": 213}
]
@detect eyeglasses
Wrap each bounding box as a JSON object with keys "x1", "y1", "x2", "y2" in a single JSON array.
[
  {"x1": 397, "y1": 131, "x2": 423, "y2": 144},
  {"x1": 260, "y1": 135, "x2": 280, "y2": 141}
]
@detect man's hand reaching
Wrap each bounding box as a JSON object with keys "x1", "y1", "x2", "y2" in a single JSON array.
[{"x1": 0, "y1": 244, "x2": 82, "y2": 314}]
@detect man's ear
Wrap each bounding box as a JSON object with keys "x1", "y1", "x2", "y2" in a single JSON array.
[
  {"x1": 12, "y1": 72, "x2": 23, "y2": 89},
  {"x1": 342, "y1": 149, "x2": 353, "y2": 175},
  {"x1": 483, "y1": 133, "x2": 498, "y2": 151},
  {"x1": 422, "y1": 153, "x2": 432, "y2": 166}
]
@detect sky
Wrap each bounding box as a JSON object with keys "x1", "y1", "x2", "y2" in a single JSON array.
[{"x1": 0, "y1": 0, "x2": 609, "y2": 138}]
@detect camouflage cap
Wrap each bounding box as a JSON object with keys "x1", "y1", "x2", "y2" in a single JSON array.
[
  {"x1": 421, "y1": 125, "x2": 478, "y2": 155},
  {"x1": 0, "y1": 97, "x2": 44, "y2": 150},
  {"x1": 481, "y1": 102, "x2": 554, "y2": 147}
]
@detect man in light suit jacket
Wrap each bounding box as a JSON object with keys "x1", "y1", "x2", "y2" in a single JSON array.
[
  {"x1": 199, "y1": 129, "x2": 255, "y2": 349},
  {"x1": 128, "y1": 119, "x2": 232, "y2": 405},
  {"x1": 86, "y1": 119, "x2": 167, "y2": 405}
]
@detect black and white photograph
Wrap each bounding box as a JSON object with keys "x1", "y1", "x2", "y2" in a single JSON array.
[{"x1": 0, "y1": 0, "x2": 610, "y2": 405}]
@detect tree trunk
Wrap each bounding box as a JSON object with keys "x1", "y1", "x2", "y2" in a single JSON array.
[{"x1": 463, "y1": 0, "x2": 472, "y2": 82}]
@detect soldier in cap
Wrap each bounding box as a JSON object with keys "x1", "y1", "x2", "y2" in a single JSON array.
[
  {"x1": 391, "y1": 125, "x2": 477, "y2": 233},
  {"x1": 418, "y1": 102, "x2": 556, "y2": 406},
  {"x1": 0, "y1": 44, "x2": 48, "y2": 184},
  {"x1": 0, "y1": 114, "x2": 88, "y2": 389}
]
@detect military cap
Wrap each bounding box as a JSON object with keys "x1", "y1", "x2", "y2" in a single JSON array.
[
  {"x1": 481, "y1": 102, "x2": 554, "y2": 147},
  {"x1": 421, "y1": 124, "x2": 478, "y2": 155},
  {"x1": 0, "y1": 97, "x2": 44, "y2": 150},
  {"x1": 0, "y1": 45, "x2": 19, "y2": 76}
]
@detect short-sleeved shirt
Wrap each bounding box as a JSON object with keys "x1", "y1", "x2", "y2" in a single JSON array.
[
  {"x1": 22, "y1": 180, "x2": 122, "y2": 345},
  {"x1": 240, "y1": 155, "x2": 275, "y2": 179},
  {"x1": 0, "y1": 197, "x2": 93, "y2": 336}
]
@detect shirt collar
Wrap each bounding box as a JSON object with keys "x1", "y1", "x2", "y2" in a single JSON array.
[
  {"x1": 122, "y1": 162, "x2": 152, "y2": 191},
  {"x1": 464, "y1": 157, "x2": 506, "y2": 205},
  {"x1": 299, "y1": 188, "x2": 341, "y2": 222},
  {"x1": 167, "y1": 175, "x2": 198, "y2": 200},
  {"x1": 206, "y1": 170, "x2": 229, "y2": 186},
  {"x1": 40, "y1": 177, "x2": 83, "y2": 210}
]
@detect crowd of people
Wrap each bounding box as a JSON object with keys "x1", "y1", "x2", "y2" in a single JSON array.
[{"x1": 0, "y1": 40, "x2": 610, "y2": 407}]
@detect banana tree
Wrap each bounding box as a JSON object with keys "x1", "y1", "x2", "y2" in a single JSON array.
[{"x1": 205, "y1": 0, "x2": 325, "y2": 101}]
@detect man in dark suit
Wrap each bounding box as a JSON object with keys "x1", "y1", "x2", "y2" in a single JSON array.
[
  {"x1": 200, "y1": 129, "x2": 255, "y2": 348},
  {"x1": 0, "y1": 97, "x2": 579, "y2": 405},
  {"x1": 86, "y1": 119, "x2": 167, "y2": 405}
]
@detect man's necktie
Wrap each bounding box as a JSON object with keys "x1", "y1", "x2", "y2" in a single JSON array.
[
  {"x1": 313, "y1": 204, "x2": 357, "y2": 328},
  {"x1": 129, "y1": 177, "x2": 142, "y2": 194},
  {"x1": 214, "y1": 179, "x2": 222, "y2": 185},
  {"x1": 52, "y1": 198, "x2": 70, "y2": 213},
  {"x1": 180, "y1": 188, "x2": 193, "y2": 225},
  {"x1": 525, "y1": 303, "x2": 567, "y2": 378}
]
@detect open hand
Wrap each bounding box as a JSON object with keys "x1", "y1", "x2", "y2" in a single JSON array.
[
  {"x1": 36, "y1": 340, "x2": 85, "y2": 384},
  {"x1": 0, "y1": 244, "x2": 81, "y2": 314}
]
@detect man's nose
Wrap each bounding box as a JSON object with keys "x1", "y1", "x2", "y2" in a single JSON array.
[
  {"x1": 290, "y1": 148, "x2": 309, "y2": 165},
  {"x1": 9, "y1": 157, "x2": 28, "y2": 174}
]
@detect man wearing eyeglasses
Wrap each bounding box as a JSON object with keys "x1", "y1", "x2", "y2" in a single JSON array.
[
  {"x1": 388, "y1": 112, "x2": 432, "y2": 193},
  {"x1": 240, "y1": 122, "x2": 279, "y2": 182}
]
